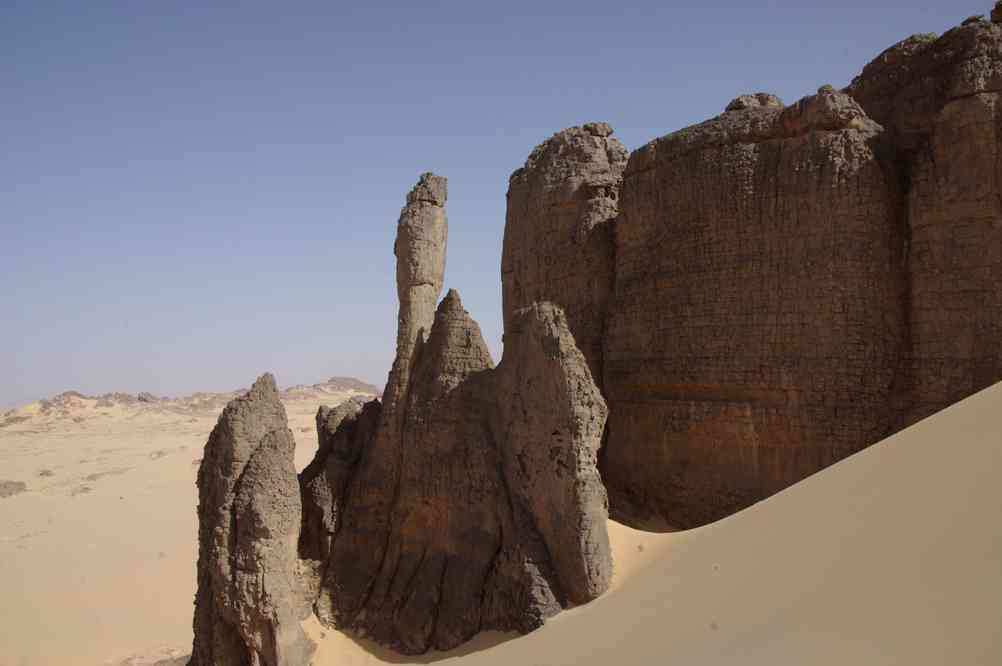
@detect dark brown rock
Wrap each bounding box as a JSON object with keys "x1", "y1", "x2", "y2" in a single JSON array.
[
  {"x1": 315, "y1": 291, "x2": 610, "y2": 654},
  {"x1": 601, "y1": 86, "x2": 904, "y2": 528},
  {"x1": 189, "y1": 9, "x2": 1002, "y2": 657},
  {"x1": 503, "y1": 123, "x2": 628, "y2": 386},
  {"x1": 190, "y1": 374, "x2": 314, "y2": 666},
  {"x1": 848, "y1": 18, "x2": 1002, "y2": 428},
  {"x1": 301, "y1": 174, "x2": 612, "y2": 654},
  {"x1": 0, "y1": 480, "x2": 27, "y2": 498},
  {"x1": 298, "y1": 397, "x2": 380, "y2": 599}
]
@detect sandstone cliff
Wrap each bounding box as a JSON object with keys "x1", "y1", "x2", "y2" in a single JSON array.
[{"x1": 501, "y1": 10, "x2": 1002, "y2": 530}]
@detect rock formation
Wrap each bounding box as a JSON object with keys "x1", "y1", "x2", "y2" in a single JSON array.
[
  {"x1": 191, "y1": 175, "x2": 611, "y2": 659},
  {"x1": 190, "y1": 374, "x2": 314, "y2": 666},
  {"x1": 846, "y1": 15, "x2": 1002, "y2": 428},
  {"x1": 503, "y1": 122, "x2": 627, "y2": 385},
  {"x1": 601, "y1": 85, "x2": 904, "y2": 527},
  {"x1": 311, "y1": 177, "x2": 611, "y2": 654},
  {"x1": 501, "y1": 10, "x2": 1002, "y2": 529},
  {"x1": 191, "y1": 6, "x2": 1002, "y2": 657}
]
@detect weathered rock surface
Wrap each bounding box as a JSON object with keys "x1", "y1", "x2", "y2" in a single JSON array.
[
  {"x1": 297, "y1": 396, "x2": 380, "y2": 593},
  {"x1": 503, "y1": 123, "x2": 628, "y2": 385},
  {"x1": 190, "y1": 8, "x2": 1002, "y2": 657},
  {"x1": 847, "y1": 18, "x2": 1002, "y2": 428},
  {"x1": 499, "y1": 11, "x2": 1002, "y2": 530},
  {"x1": 308, "y1": 176, "x2": 612, "y2": 654},
  {"x1": 190, "y1": 374, "x2": 314, "y2": 666},
  {"x1": 188, "y1": 173, "x2": 613, "y2": 656},
  {"x1": 602, "y1": 85, "x2": 904, "y2": 528}
]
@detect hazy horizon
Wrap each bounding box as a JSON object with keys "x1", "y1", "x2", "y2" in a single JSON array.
[{"x1": 2, "y1": 0, "x2": 981, "y2": 409}]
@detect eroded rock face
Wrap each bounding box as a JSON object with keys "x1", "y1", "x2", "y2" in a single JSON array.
[
  {"x1": 492, "y1": 301, "x2": 611, "y2": 603},
  {"x1": 601, "y1": 86, "x2": 904, "y2": 528},
  {"x1": 503, "y1": 123, "x2": 628, "y2": 385},
  {"x1": 315, "y1": 292, "x2": 610, "y2": 654},
  {"x1": 302, "y1": 175, "x2": 612, "y2": 654},
  {"x1": 847, "y1": 19, "x2": 1002, "y2": 428},
  {"x1": 190, "y1": 374, "x2": 314, "y2": 666},
  {"x1": 497, "y1": 12, "x2": 1002, "y2": 531},
  {"x1": 298, "y1": 396, "x2": 380, "y2": 596}
]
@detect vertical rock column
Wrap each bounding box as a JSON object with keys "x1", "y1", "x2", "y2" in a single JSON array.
[
  {"x1": 385, "y1": 172, "x2": 449, "y2": 415},
  {"x1": 318, "y1": 173, "x2": 449, "y2": 631}
]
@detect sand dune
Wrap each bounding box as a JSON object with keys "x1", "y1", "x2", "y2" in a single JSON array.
[{"x1": 2, "y1": 381, "x2": 999, "y2": 665}]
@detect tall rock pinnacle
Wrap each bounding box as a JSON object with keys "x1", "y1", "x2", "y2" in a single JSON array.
[
  {"x1": 298, "y1": 173, "x2": 611, "y2": 654},
  {"x1": 386, "y1": 172, "x2": 448, "y2": 415}
]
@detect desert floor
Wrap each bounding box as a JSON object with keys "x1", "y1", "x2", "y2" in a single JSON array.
[{"x1": 1, "y1": 382, "x2": 1000, "y2": 665}]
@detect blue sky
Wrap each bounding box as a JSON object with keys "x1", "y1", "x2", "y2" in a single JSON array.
[{"x1": 1, "y1": 0, "x2": 983, "y2": 407}]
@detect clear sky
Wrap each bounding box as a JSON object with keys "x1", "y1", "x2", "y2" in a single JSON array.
[{"x1": 1, "y1": 0, "x2": 984, "y2": 408}]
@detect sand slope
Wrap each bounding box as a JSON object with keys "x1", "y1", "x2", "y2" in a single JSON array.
[
  {"x1": 1, "y1": 381, "x2": 999, "y2": 665},
  {"x1": 0, "y1": 381, "x2": 370, "y2": 666}
]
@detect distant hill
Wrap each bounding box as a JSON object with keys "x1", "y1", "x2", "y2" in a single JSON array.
[{"x1": 0, "y1": 377, "x2": 379, "y2": 430}]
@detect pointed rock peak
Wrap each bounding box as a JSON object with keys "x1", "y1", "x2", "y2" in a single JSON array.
[
  {"x1": 249, "y1": 372, "x2": 278, "y2": 398},
  {"x1": 423, "y1": 288, "x2": 493, "y2": 367},
  {"x1": 406, "y1": 172, "x2": 448, "y2": 207},
  {"x1": 993, "y1": 1, "x2": 1002, "y2": 23},
  {"x1": 437, "y1": 288, "x2": 464, "y2": 314}
]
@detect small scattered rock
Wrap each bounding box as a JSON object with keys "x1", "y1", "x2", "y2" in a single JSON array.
[{"x1": 0, "y1": 480, "x2": 27, "y2": 498}]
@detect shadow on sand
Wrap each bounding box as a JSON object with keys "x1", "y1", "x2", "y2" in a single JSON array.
[{"x1": 343, "y1": 630, "x2": 519, "y2": 664}]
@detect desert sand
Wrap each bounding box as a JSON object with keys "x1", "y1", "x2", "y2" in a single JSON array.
[
  {"x1": 1, "y1": 381, "x2": 1000, "y2": 665},
  {"x1": 0, "y1": 383, "x2": 368, "y2": 666}
]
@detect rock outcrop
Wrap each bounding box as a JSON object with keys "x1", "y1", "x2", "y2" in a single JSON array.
[
  {"x1": 846, "y1": 17, "x2": 1002, "y2": 428},
  {"x1": 503, "y1": 123, "x2": 627, "y2": 386},
  {"x1": 192, "y1": 174, "x2": 612, "y2": 659},
  {"x1": 602, "y1": 85, "x2": 904, "y2": 527},
  {"x1": 310, "y1": 176, "x2": 611, "y2": 654},
  {"x1": 190, "y1": 374, "x2": 313, "y2": 666},
  {"x1": 501, "y1": 10, "x2": 1002, "y2": 530}
]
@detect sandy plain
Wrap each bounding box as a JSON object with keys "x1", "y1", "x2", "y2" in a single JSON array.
[{"x1": 1, "y1": 380, "x2": 999, "y2": 665}]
